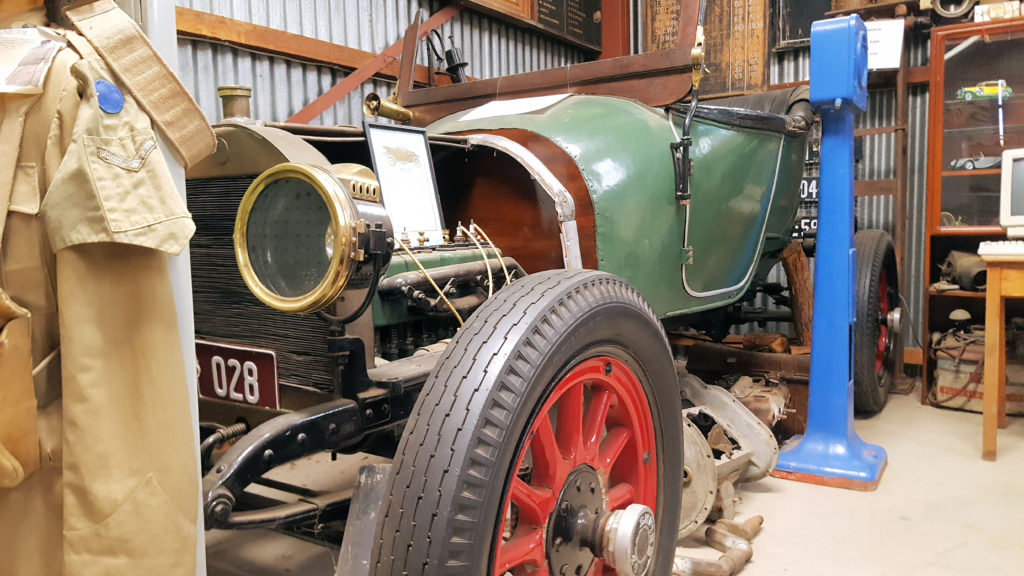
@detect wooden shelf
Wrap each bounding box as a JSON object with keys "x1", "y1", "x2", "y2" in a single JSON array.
[
  {"x1": 928, "y1": 289, "x2": 987, "y2": 299},
  {"x1": 941, "y1": 169, "x2": 1002, "y2": 177},
  {"x1": 932, "y1": 226, "x2": 1005, "y2": 236}
]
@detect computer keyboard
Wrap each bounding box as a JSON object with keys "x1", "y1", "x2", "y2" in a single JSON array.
[{"x1": 978, "y1": 240, "x2": 1024, "y2": 259}]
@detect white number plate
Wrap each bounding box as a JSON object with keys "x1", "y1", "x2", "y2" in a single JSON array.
[{"x1": 196, "y1": 340, "x2": 279, "y2": 410}]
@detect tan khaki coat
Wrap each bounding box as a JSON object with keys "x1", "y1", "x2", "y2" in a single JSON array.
[{"x1": 0, "y1": 9, "x2": 202, "y2": 576}]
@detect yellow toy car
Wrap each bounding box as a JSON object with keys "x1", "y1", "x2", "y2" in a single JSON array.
[{"x1": 956, "y1": 80, "x2": 1012, "y2": 101}]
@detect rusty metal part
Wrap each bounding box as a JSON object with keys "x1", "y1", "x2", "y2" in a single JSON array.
[
  {"x1": 672, "y1": 516, "x2": 764, "y2": 576},
  {"x1": 705, "y1": 424, "x2": 734, "y2": 457},
  {"x1": 678, "y1": 418, "x2": 716, "y2": 539},
  {"x1": 710, "y1": 471, "x2": 741, "y2": 523},
  {"x1": 682, "y1": 341, "x2": 810, "y2": 383},
  {"x1": 770, "y1": 466, "x2": 886, "y2": 492},
  {"x1": 677, "y1": 370, "x2": 777, "y2": 531},
  {"x1": 939, "y1": 250, "x2": 987, "y2": 291},
  {"x1": 678, "y1": 370, "x2": 778, "y2": 482},
  {"x1": 712, "y1": 517, "x2": 763, "y2": 541},
  {"x1": 730, "y1": 376, "x2": 791, "y2": 429}
]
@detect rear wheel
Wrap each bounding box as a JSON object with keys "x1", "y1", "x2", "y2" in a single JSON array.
[
  {"x1": 371, "y1": 270, "x2": 682, "y2": 576},
  {"x1": 853, "y1": 230, "x2": 899, "y2": 415}
]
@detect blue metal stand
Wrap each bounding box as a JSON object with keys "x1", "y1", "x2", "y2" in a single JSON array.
[{"x1": 772, "y1": 15, "x2": 887, "y2": 491}]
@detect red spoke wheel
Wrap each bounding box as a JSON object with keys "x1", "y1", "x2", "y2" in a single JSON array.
[
  {"x1": 853, "y1": 229, "x2": 899, "y2": 415},
  {"x1": 371, "y1": 270, "x2": 681, "y2": 576},
  {"x1": 496, "y1": 357, "x2": 656, "y2": 576}
]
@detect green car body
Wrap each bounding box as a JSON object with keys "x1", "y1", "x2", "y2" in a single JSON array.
[{"x1": 428, "y1": 94, "x2": 808, "y2": 319}]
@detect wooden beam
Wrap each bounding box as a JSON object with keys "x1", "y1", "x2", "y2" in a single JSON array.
[
  {"x1": 907, "y1": 65, "x2": 928, "y2": 85},
  {"x1": 289, "y1": 5, "x2": 462, "y2": 124},
  {"x1": 854, "y1": 178, "x2": 897, "y2": 198},
  {"x1": 855, "y1": 125, "x2": 906, "y2": 137},
  {"x1": 174, "y1": 6, "x2": 437, "y2": 86},
  {"x1": 768, "y1": 66, "x2": 927, "y2": 91}
]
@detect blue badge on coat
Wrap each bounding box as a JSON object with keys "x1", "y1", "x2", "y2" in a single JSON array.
[{"x1": 94, "y1": 79, "x2": 124, "y2": 114}]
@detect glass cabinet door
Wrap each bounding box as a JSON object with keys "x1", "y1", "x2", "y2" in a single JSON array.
[{"x1": 939, "y1": 29, "x2": 1024, "y2": 228}]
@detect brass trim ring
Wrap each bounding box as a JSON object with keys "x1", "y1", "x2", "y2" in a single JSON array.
[{"x1": 234, "y1": 162, "x2": 357, "y2": 314}]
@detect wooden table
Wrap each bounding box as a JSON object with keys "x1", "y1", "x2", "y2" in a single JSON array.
[{"x1": 981, "y1": 257, "x2": 1024, "y2": 460}]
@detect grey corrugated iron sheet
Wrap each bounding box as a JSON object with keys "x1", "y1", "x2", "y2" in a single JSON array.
[{"x1": 175, "y1": 0, "x2": 585, "y2": 125}]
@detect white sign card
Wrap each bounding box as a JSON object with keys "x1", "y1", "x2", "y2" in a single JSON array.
[
  {"x1": 364, "y1": 122, "x2": 445, "y2": 246},
  {"x1": 865, "y1": 19, "x2": 904, "y2": 70}
]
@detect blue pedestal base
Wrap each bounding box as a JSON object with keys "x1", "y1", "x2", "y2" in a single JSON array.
[{"x1": 773, "y1": 431, "x2": 887, "y2": 491}]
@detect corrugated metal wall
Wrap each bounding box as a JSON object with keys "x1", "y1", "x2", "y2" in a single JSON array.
[
  {"x1": 767, "y1": 33, "x2": 930, "y2": 348},
  {"x1": 175, "y1": 0, "x2": 586, "y2": 125}
]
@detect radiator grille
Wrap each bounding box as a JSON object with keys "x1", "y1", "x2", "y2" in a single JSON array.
[{"x1": 188, "y1": 177, "x2": 335, "y2": 392}]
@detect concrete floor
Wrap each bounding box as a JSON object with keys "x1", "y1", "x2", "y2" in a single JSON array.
[
  {"x1": 207, "y1": 390, "x2": 1024, "y2": 576},
  {"x1": 722, "y1": 390, "x2": 1024, "y2": 576}
]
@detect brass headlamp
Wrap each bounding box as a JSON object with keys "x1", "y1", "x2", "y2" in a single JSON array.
[
  {"x1": 234, "y1": 162, "x2": 392, "y2": 316},
  {"x1": 363, "y1": 92, "x2": 414, "y2": 124}
]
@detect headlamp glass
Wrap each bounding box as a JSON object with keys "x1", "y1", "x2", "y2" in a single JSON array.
[{"x1": 245, "y1": 176, "x2": 334, "y2": 299}]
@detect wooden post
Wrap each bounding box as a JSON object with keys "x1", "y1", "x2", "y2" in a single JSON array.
[{"x1": 781, "y1": 240, "x2": 813, "y2": 346}]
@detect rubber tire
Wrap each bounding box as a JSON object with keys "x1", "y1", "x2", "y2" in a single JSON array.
[
  {"x1": 965, "y1": 160, "x2": 975, "y2": 170},
  {"x1": 964, "y1": 91, "x2": 974, "y2": 101},
  {"x1": 853, "y1": 230, "x2": 899, "y2": 415},
  {"x1": 370, "y1": 269, "x2": 682, "y2": 575}
]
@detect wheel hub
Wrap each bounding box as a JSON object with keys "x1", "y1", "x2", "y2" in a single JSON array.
[
  {"x1": 547, "y1": 466, "x2": 604, "y2": 576},
  {"x1": 545, "y1": 465, "x2": 657, "y2": 576},
  {"x1": 601, "y1": 504, "x2": 656, "y2": 576}
]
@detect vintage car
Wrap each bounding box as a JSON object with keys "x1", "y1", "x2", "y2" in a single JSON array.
[
  {"x1": 948, "y1": 153, "x2": 1001, "y2": 170},
  {"x1": 956, "y1": 80, "x2": 1013, "y2": 101},
  {"x1": 189, "y1": 21, "x2": 900, "y2": 576}
]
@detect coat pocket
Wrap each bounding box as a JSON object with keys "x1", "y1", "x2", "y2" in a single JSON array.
[
  {"x1": 82, "y1": 130, "x2": 190, "y2": 232},
  {"x1": 63, "y1": 474, "x2": 196, "y2": 576}
]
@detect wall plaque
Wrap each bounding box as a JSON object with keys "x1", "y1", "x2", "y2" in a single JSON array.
[
  {"x1": 641, "y1": 0, "x2": 768, "y2": 96},
  {"x1": 461, "y1": 0, "x2": 602, "y2": 51}
]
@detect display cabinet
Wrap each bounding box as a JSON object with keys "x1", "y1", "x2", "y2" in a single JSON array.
[{"x1": 924, "y1": 18, "x2": 1024, "y2": 403}]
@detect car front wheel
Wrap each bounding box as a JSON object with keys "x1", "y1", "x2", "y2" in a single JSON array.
[{"x1": 371, "y1": 270, "x2": 682, "y2": 576}]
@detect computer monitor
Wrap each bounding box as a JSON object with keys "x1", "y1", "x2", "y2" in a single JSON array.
[{"x1": 1000, "y1": 148, "x2": 1024, "y2": 238}]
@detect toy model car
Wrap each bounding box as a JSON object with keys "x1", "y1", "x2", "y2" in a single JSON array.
[
  {"x1": 956, "y1": 80, "x2": 1012, "y2": 101},
  {"x1": 188, "y1": 32, "x2": 900, "y2": 576},
  {"x1": 948, "y1": 153, "x2": 1001, "y2": 170}
]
